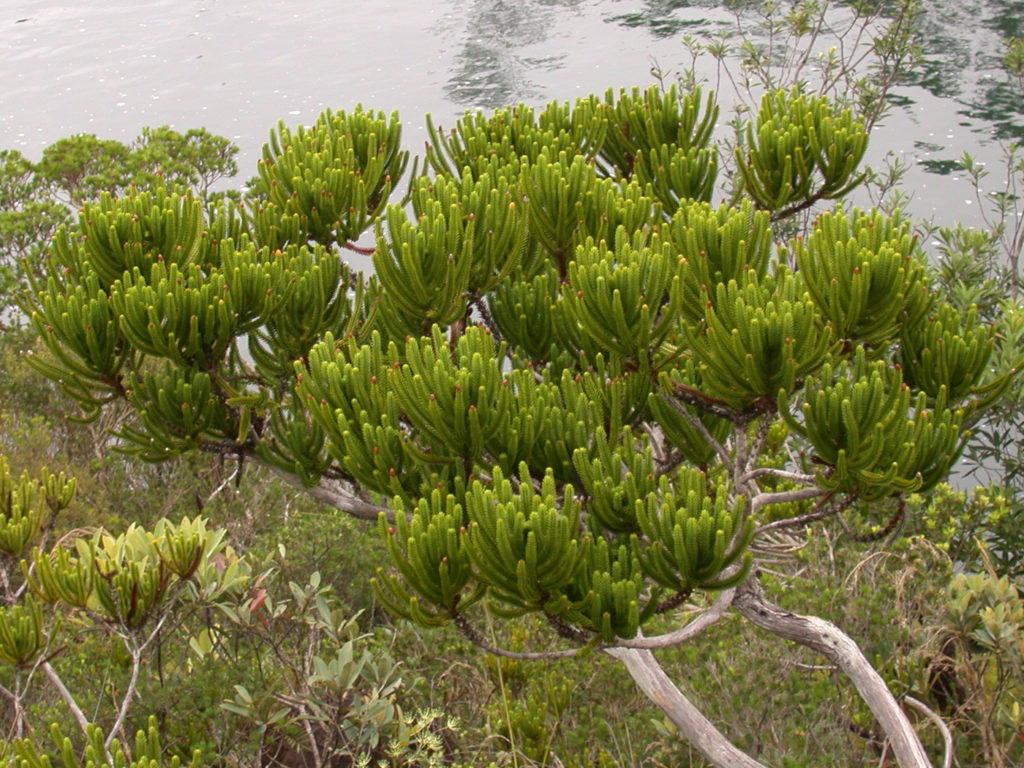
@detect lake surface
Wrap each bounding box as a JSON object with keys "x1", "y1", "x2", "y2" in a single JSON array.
[{"x1": 2, "y1": 0, "x2": 1021, "y2": 230}]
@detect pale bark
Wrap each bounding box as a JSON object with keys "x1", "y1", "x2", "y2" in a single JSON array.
[
  {"x1": 733, "y1": 576, "x2": 936, "y2": 768},
  {"x1": 904, "y1": 696, "x2": 952, "y2": 768},
  {"x1": 266, "y1": 464, "x2": 393, "y2": 521},
  {"x1": 613, "y1": 588, "x2": 735, "y2": 649},
  {"x1": 106, "y1": 642, "x2": 142, "y2": 758},
  {"x1": 605, "y1": 646, "x2": 767, "y2": 768},
  {"x1": 43, "y1": 661, "x2": 89, "y2": 736}
]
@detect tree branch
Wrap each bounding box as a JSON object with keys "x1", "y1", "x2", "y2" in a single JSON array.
[
  {"x1": 605, "y1": 646, "x2": 767, "y2": 768},
  {"x1": 904, "y1": 696, "x2": 953, "y2": 768},
  {"x1": 749, "y1": 485, "x2": 829, "y2": 517},
  {"x1": 754, "y1": 491, "x2": 854, "y2": 535},
  {"x1": 451, "y1": 591, "x2": 735, "y2": 660},
  {"x1": 733, "y1": 575, "x2": 936, "y2": 768},
  {"x1": 659, "y1": 393, "x2": 734, "y2": 472},
  {"x1": 105, "y1": 642, "x2": 142, "y2": 759},
  {"x1": 739, "y1": 467, "x2": 818, "y2": 486},
  {"x1": 452, "y1": 612, "x2": 585, "y2": 659},
  {"x1": 613, "y1": 589, "x2": 736, "y2": 649},
  {"x1": 43, "y1": 661, "x2": 90, "y2": 736},
  {"x1": 343, "y1": 241, "x2": 375, "y2": 255},
  {"x1": 265, "y1": 463, "x2": 395, "y2": 522}
]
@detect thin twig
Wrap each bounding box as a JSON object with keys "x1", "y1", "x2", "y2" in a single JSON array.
[
  {"x1": 903, "y1": 695, "x2": 953, "y2": 768},
  {"x1": 660, "y1": 394, "x2": 734, "y2": 471},
  {"x1": 740, "y1": 467, "x2": 818, "y2": 486},
  {"x1": 451, "y1": 590, "x2": 737, "y2": 657},
  {"x1": 754, "y1": 491, "x2": 852, "y2": 535},
  {"x1": 452, "y1": 612, "x2": 585, "y2": 659},
  {"x1": 750, "y1": 486, "x2": 830, "y2": 519},
  {"x1": 343, "y1": 242, "x2": 375, "y2": 255},
  {"x1": 105, "y1": 643, "x2": 142, "y2": 759}
]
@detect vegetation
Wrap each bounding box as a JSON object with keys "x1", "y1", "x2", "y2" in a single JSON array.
[
  {"x1": 2, "y1": 3, "x2": 1024, "y2": 768},
  {"x1": 0, "y1": 126, "x2": 236, "y2": 328}
]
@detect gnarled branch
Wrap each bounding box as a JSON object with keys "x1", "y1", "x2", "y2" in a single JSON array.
[
  {"x1": 265, "y1": 463, "x2": 395, "y2": 522},
  {"x1": 733, "y1": 574, "x2": 936, "y2": 768},
  {"x1": 605, "y1": 646, "x2": 766, "y2": 768},
  {"x1": 614, "y1": 588, "x2": 736, "y2": 649}
]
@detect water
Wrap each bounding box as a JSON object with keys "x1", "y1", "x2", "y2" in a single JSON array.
[{"x1": 2, "y1": 0, "x2": 1021, "y2": 230}]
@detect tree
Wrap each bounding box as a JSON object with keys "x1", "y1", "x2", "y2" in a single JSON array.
[
  {"x1": 0, "y1": 151, "x2": 69, "y2": 329},
  {"x1": 0, "y1": 128, "x2": 238, "y2": 329},
  {"x1": 19, "y1": 86, "x2": 1017, "y2": 767}
]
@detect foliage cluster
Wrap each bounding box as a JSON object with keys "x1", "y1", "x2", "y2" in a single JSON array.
[{"x1": 0, "y1": 127, "x2": 237, "y2": 328}]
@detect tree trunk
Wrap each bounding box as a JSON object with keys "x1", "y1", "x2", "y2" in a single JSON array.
[
  {"x1": 733, "y1": 576, "x2": 936, "y2": 768},
  {"x1": 605, "y1": 646, "x2": 767, "y2": 768}
]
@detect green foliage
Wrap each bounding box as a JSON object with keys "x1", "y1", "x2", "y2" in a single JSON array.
[
  {"x1": 131, "y1": 127, "x2": 238, "y2": 197},
  {"x1": 0, "y1": 456, "x2": 246, "y2": 757},
  {"x1": 0, "y1": 151, "x2": 71, "y2": 327},
  {"x1": 0, "y1": 596, "x2": 48, "y2": 668},
  {"x1": 0, "y1": 127, "x2": 239, "y2": 330},
  {"x1": 9, "y1": 716, "x2": 201, "y2": 768},
  {"x1": 684, "y1": 268, "x2": 834, "y2": 409},
  {"x1": 199, "y1": 568, "x2": 453, "y2": 767},
  {"x1": 909, "y1": 483, "x2": 1024, "y2": 582},
  {"x1": 683, "y1": 536, "x2": 951, "y2": 767},
  {"x1": 33, "y1": 128, "x2": 237, "y2": 208},
  {"x1": 10, "y1": 75, "x2": 1020, "y2": 766},
  {"x1": 599, "y1": 84, "x2": 717, "y2": 178},
  {"x1": 0, "y1": 455, "x2": 450, "y2": 767},
  {"x1": 36, "y1": 135, "x2": 133, "y2": 207},
  {"x1": 21, "y1": 85, "x2": 1010, "y2": 640},
  {"x1": 9, "y1": 2, "x2": 1024, "y2": 764},
  {"x1": 932, "y1": 568, "x2": 1024, "y2": 768},
  {"x1": 932, "y1": 142, "x2": 1024, "y2": 508},
  {"x1": 486, "y1": 664, "x2": 571, "y2": 766},
  {"x1": 1002, "y1": 36, "x2": 1024, "y2": 93},
  {"x1": 668, "y1": 0, "x2": 922, "y2": 131},
  {"x1": 0, "y1": 455, "x2": 74, "y2": 559},
  {"x1": 424, "y1": 95, "x2": 607, "y2": 179},
  {"x1": 789, "y1": 207, "x2": 932, "y2": 346},
  {"x1": 779, "y1": 350, "x2": 965, "y2": 500},
  {"x1": 25, "y1": 516, "x2": 244, "y2": 628},
  {"x1": 735, "y1": 88, "x2": 868, "y2": 217},
  {"x1": 253, "y1": 106, "x2": 407, "y2": 248}
]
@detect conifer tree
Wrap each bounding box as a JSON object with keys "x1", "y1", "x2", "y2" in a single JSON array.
[{"x1": 20, "y1": 87, "x2": 1016, "y2": 768}]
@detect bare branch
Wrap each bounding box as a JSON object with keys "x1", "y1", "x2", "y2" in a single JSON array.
[
  {"x1": 903, "y1": 696, "x2": 953, "y2": 768},
  {"x1": 659, "y1": 393, "x2": 734, "y2": 472},
  {"x1": 105, "y1": 643, "x2": 142, "y2": 759},
  {"x1": 747, "y1": 416, "x2": 774, "y2": 472},
  {"x1": 452, "y1": 613, "x2": 586, "y2": 660},
  {"x1": 451, "y1": 590, "x2": 735, "y2": 659},
  {"x1": 265, "y1": 463, "x2": 396, "y2": 522},
  {"x1": 43, "y1": 661, "x2": 90, "y2": 738},
  {"x1": 755, "y1": 492, "x2": 855, "y2": 535},
  {"x1": 613, "y1": 589, "x2": 736, "y2": 649},
  {"x1": 839, "y1": 499, "x2": 906, "y2": 544},
  {"x1": 734, "y1": 575, "x2": 935, "y2": 768},
  {"x1": 740, "y1": 466, "x2": 818, "y2": 486},
  {"x1": 605, "y1": 646, "x2": 767, "y2": 768},
  {"x1": 750, "y1": 485, "x2": 829, "y2": 518}
]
